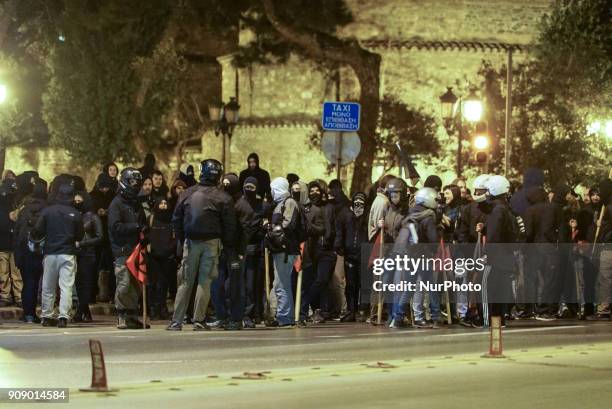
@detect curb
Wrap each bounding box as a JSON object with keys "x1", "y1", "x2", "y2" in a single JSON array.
[{"x1": 0, "y1": 303, "x2": 117, "y2": 320}]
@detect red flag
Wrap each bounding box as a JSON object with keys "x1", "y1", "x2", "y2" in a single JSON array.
[
  {"x1": 435, "y1": 238, "x2": 452, "y2": 273},
  {"x1": 368, "y1": 230, "x2": 383, "y2": 267},
  {"x1": 293, "y1": 243, "x2": 305, "y2": 272},
  {"x1": 126, "y1": 242, "x2": 147, "y2": 284}
]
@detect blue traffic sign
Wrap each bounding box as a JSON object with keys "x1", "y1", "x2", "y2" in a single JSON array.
[{"x1": 322, "y1": 102, "x2": 360, "y2": 132}]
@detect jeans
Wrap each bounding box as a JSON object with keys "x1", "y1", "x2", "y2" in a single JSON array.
[
  {"x1": 273, "y1": 252, "x2": 297, "y2": 325},
  {"x1": 76, "y1": 253, "x2": 97, "y2": 315},
  {"x1": 412, "y1": 270, "x2": 441, "y2": 321},
  {"x1": 41, "y1": 254, "x2": 76, "y2": 319},
  {"x1": 18, "y1": 245, "x2": 43, "y2": 317},
  {"x1": 344, "y1": 258, "x2": 361, "y2": 314},
  {"x1": 172, "y1": 239, "x2": 220, "y2": 324}
]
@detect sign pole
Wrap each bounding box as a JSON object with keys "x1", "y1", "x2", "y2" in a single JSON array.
[{"x1": 336, "y1": 132, "x2": 343, "y2": 180}]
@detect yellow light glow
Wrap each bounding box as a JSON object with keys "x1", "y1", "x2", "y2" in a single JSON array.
[
  {"x1": 587, "y1": 121, "x2": 601, "y2": 135},
  {"x1": 463, "y1": 100, "x2": 483, "y2": 122},
  {"x1": 474, "y1": 135, "x2": 490, "y2": 150},
  {"x1": 0, "y1": 84, "x2": 7, "y2": 104},
  {"x1": 605, "y1": 120, "x2": 612, "y2": 139}
]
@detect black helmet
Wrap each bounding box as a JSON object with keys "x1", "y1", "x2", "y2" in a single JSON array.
[
  {"x1": 199, "y1": 159, "x2": 223, "y2": 185},
  {"x1": 385, "y1": 177, "x2": 407, "y2": 199},
  {"x1": 118, "y1": 167, "x2": 143, "y2": 199}
]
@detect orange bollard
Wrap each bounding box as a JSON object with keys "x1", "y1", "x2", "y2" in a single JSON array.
[{"x1": 79, "y1": 339, "x2": 118, "y2": 392}]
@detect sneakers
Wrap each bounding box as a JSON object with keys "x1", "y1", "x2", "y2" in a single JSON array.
[
  {"x1": 166, "y1": 321, "x2": 182, "y2": 331},
  {"x1": 41, "y1": 318, "x2": 57, "y2": 327},
  {"x1": 312, "y1": 309, "x2": 326, "y2": 324},
  {"x1": 296, "y1": 320, "x2": 308, "y2": 328},
  {"x1": 224, "y1": 321, "x2": 243, "y2": 331},
  {"x1": 24, "y1": 315, "x2": 40, "y2": 324},
  {"x1": 413, "y1": 319, "x2": 433, "y2": 329},
  {"x1": 242, "y1": 318, "x2": 256, "y2": 329},
  {"x1": 458, "y1": 317, "x2": 472, "y2": 328},
  {"x1": 340, "y1": 312, "x2": 356, "y2": 322},
  {"x1": 82, "y1": 311, "x2": 93, "y2": 323},
  {"x1": 586, "y1": 313, "x2": 611, "y2": 321},
  {"x1": 193, "y1": 321, "x2": 210, "y2": 331},
  {"x1": 117, "y1": 317, "x2": 128, "y2": 329},
  {"x1": 278, "y1": 323, "x2": 296, "y2": 329},
  {"x1": 207, "y1": 319, "x2": 226, "y2": 329},
  {"x1": 535, "y1": 314, "x2": 557, "y2": 322},
  {"x1": 389, "y1": 317, "x2": 408, "y2": 329},
  {"x1": 127, "y1": 319, "x2": 150, "y2": 329},
  {"x1": 57, "y1": 318, "x2": 68, "y2": 328},
  {"x1": 265, "y1": 320, "x2": 279, "y2": 327}
]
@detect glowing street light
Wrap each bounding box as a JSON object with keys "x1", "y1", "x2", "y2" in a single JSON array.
[
  {"x1": 0, "y1": 84, "x2": 7, "y2": 104},
  {"x1": 474, "y1": 135, "x2": 490, "y2": 150},
  {"x1": 463, "y1": 89, "x2": 483, "y2": 123}
]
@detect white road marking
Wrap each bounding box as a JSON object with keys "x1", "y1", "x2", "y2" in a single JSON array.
[{"x1": 440, "y1": 325, "x2": 587, "y2": 337}]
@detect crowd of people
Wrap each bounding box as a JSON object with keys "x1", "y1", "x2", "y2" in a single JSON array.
[{"x1": 0, "y1": 152, "x2": 610, "y2": 330}]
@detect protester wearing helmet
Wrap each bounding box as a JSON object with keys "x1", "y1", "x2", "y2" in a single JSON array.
[
  {"x1": 383, "y1": 178, "x2": 409, "y2": 243},
  {"x1": 107, "y1": 168, "x2": 147, "y2": 329},
  {"x1": 167, "y1": 159, "x2": 238, "y2": 331}
]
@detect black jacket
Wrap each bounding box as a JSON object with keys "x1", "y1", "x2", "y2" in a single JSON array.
[
  {"x1": 34, "y1": 201, "x2": 84, "y2": 256},
  {"x1": 172, "y1": 183, "x2": 237, "y2": 249},
  {"x1": 524, "y1": 198, "x2": 566, "y2": 244},
  {"x1": 384, "y1": 203, "x2": 409, "y2": 243},
  {"x1": 78, "y1": 211, "x2": 103, "y2": 256},
  {"x1": 484, "y1": 198, "x2": 517, "y2": 244},
  {"x1": 456, "y1": 201, "x2": 491, "y2": 244},
  {"x1": 234, "y1": 195, "x2": 260, "y2": 255},
  {"x1": 149, "y1": 216, "x2": 176, "y2": 259},
  {"x1": 335, "y1": 208, "x2": 368, "y2": 261},
  {"x1": 15, "y1": 196, "x2": 47, "y2": 247},
  {"x1": 239, "y1": 167, "x2": 271, "y2": 200},
  {"x1": 409, "y1": 205, "x2": 439, "y2": 244},
  {"x1": 108, "y1": 194, "x2": 146, "y2": 257}
]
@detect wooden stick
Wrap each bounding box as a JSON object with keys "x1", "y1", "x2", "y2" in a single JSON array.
[
  {"x1": 264, "y1": 247, "x2": 272, "y2": 322},
  {"x1": 295, "y1": 268, "x2": 302, "y2": 323},
  {"x1": 142, "y1": 281, "x2": 147, "y2": 329},
  {"x1": 442, "y1": 270, "x2": 452, "y2": 325},
  {"x1": 376, "y1": 230, "x2": 384, "y2": 326},
  {"x1": 592, "y1": 205, "x2": 606, "y2": 257}
]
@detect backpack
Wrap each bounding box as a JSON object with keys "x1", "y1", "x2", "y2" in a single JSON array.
[{"x1": 281, "y1": 197, "x2": 310, "y2": 244}]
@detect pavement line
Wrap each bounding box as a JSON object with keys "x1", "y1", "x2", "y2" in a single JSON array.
[{"x1": 439, "y1": 325, "x2": 587, "y2": 337}]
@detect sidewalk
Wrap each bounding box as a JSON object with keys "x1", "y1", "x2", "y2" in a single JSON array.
[{"x1": 0, "y1": 302, "x2": 116, "y2": 320}]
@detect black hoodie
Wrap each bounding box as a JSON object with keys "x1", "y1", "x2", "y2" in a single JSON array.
[
  {"x1": 149, "y1": 200, "x2": 176, "y2": 258},
  {"x1": 524, "y1": 184, "x2": 569, "y2": 243},
  {"x1": 238, "y1": 153, "x2": 271, "y2": 199},
  {"x1": 33, "y1": 185, "x2": 84, "y2": 255}
]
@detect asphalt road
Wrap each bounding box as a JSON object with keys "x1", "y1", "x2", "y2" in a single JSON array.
[{"x1": 1, "y1": 318, "x2": 611, "y2": 408}]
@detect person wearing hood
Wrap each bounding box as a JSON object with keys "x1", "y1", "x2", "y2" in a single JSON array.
[
  {"x1": 0, "y1": 177, "x2": 21, "y2": 307},
  {"x1": 239, "y1": 153, "x2": 271, "y2": 201},
  {"x1": 151, "y1": 170, "x2": 169, "y2": 201},
  {"x1": 32, "y1": 184, "x2": 84, "y2": 328},
  {"x1": 138, "y1": 153, "x2": 158, "y2": 179},
  {"x1": 335, "y1": 192, "x2": 368, "y2": 322},
  {"x1": 577, "y1": 186, "x2": 603, "y2": 318},
  {"x1": 442, "y1": 185, "x2": 462, "y2": 243},
  {"x1": 147, "y1": 198, "x2": 176, "y2": 320},
  {"x1": 300, "y1": 180, "x2": 337, "y2": 325},
  {"x1": 510, "y1": 167, "x2": 545, "y2": 217},
  {"x1": 266, "y1": 177, "x2": 301, "y2": 327},
  {"x1": 407, "y1": 187, "x2": 443, "y2": 329},
  {"x1": 14, "y1": 183, "x2": 47, "y2": 322},
  {"x1": 102, "y1": 162, "x2": 120, "y2": 193},
  {"x1": 327, "y1": 180, "x2": 350, "y2": 318},
  {"x1": 138, "y1": 177, "x2": 154, "y2": 220},
  {"x1": 73, "y1": 191, "x2": 103, "y2": 323},
  {"x1": 169, "y1": 179, "x2": 188, "y2": 211},
  {"x1": 90, "y1": 172, "x2": 117, "y2": 303},
  {"x1": 178, "y1": 163, "x2": 197, "y2": 188},
  {"x1": 210, "y1": 173, "x2": 246, "y2": 330},
  {"x1": 367, "y1": 174, "x2": 395, "y2": 241},
  {"x1": 167, "y1": 159, "x2": 237, "y2": 331},
  {"x1": 240, "y1": 177, "x2": 265, "y2": 326}
]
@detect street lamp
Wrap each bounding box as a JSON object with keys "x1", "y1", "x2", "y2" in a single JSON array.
[
  {"x1": 439, "y1": 87, "x2": 483, "y2": 177},
  {"x1": 0, "y1": 84, "x2": 7, "y2": 104},
  {"x1": 473, "y1": 135, "x2": 490, "y2": 150},
  {"x1": 209, "y1": 97, "x2": 241, "y2": 169}
]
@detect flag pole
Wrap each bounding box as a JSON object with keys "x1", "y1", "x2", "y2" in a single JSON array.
[
  {"x1": 376, "y1": 229, "x2": 384, "y2": 325},
  {"x1": 142, "y1": 280, "x2": 147, "y2": 329}
]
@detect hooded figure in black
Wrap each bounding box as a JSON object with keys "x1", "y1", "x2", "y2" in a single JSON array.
[
  {"x1": 239, "y1": 153, "x2": 271, "y2": 200},
  {"x1": 102, "y1": 162, "x2": 120, "y2": 192},
  {"x1": 73, "y1": 191, "x2": 103, "y2": 323},
  {"x1": 335, "y1": 192, "x2": 368, "y2": 322},
  {"x1": 147, "y1": 198, "x2": 176, "y2": 320},
  {"x1": 14, "y1": 182, "x2": 47, "y2": 321},
  {"x1": 139, "y1": 153, "x2": 157, "y2": 179},
  {"x1": 510, "y1": 167, "x2": 545, "y2": 217},
  {"x1": 178, "y1": 163, "x2": 197, "y2": 187},
  {"x1": 299, "y1": 180, "x2": 337, "y2": 324}
]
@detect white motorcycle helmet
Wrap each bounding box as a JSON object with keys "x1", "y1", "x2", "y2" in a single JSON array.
[
  {"x1": 414, "y1": 187, "x2": 438, "y2": 209},
  {"x1": 472, "y1": 174, "x2": 491, "y2": 203},
  {"x1": 485, "y1": 175, "x2": 511, "y2": 198}
]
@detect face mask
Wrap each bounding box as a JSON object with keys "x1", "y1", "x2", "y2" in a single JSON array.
[
  {"x1": 390, "y1": 192, "x2": 401, "y2": 206},
  {"x1": 353, "y1": 206, "x2": 364, "y2": 217},
  {"x1": 244, "y1": 189, "x2": 257, "y2": 200},
  {"x1": 292, "y1": 190, "x2": 301, "y2": 201},
  {"x1": 73, "y1": 202, "x2": 83, "y2": 211},
  {"x1": 309, "y1": 192, "x2": 321, "y2": 203}
]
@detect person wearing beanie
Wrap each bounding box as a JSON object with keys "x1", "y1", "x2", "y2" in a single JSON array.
[
  {"x1": 179, "y1": 163, "x2": 196, "y2": 188},
  {"x1": 286, "y1": 173, "x2": 299, "y2": 187},
  {"x1": 32, "y1": 184, "x2": 84, "y2": 328},
  {"x1": 239, "y1": 153, "x2": 271, "y2": 201},
  {"x1": 424, "y1": 175, "x2": 443, "y2": 192}
]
